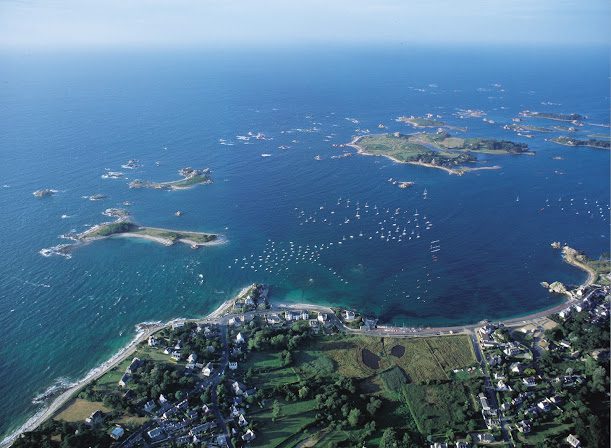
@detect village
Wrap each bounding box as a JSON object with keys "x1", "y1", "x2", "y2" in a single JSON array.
[{"x1": 12, "y1": 278, "x2": 610, "y2": 448}]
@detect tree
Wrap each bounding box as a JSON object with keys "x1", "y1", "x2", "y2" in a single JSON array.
[
  {"x1": 298, "y1": 386, "x2": 309, "y2": 399},
  {"x1": 271, "y1": 400, "x2": 282, "y2": 421},
  {"x1": 591, "y1": 366, "x2": 607, "y2": 393},
  {"x1": 347, "y1": 408, "x2": 361, "y2": 427},
  {"x1": 380, "y1": 428, "x2": 398, "y2": 448}
]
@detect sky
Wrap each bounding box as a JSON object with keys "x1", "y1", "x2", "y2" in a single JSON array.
[{"x1": 0, "y1": 0, "x2": 609, "y2": 50}]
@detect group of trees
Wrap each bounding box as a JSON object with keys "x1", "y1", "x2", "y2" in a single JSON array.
[{"x1": 12, "y1": 420, "x2": 110, "y2": 448}]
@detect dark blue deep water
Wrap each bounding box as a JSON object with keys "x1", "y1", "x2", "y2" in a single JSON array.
[{"x1": 0, "y1": 45, "x2": 609, "y2": 438}]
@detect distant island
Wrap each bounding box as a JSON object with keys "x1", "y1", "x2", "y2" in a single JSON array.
[
  {"x1": 129, "y1": 167, "x2": 212, "y2": 190},
  {"x1": 396, "y1": 115, "x2": 445, "y2": 128},
  {"x1": 548, "y1": 136, "x2": 610, "y2": 150},
  {"x1": 347, "y1": 132, "x2": 529, "y2": 175},
  {"x1": 32, "y1": 189, "x2": 57, "y2": 198},
  {"x1": 520, "y1": 111, "x2": 586, "y2": 123},
  {"x1": 77, "y1": 221, "x2": 220, "y2": 248}
]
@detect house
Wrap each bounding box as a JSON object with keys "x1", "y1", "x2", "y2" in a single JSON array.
[
  {"x1": 177, "y1": 399, "x2": 189, "y2": 410},
  {"x1": 229, "y1": 361, "x2": 238, "y2": 370},
  {"x1": 85, "y1": 410, "x2": 104, "y2": 427},
  {"x1": 522, "y1": 376, "x2": 536, "y2": 387},
  {"x1": 343, "y1": 310, "x2": 356, "y2": 321},
  {"x1": 147, "y1": 427, "x2": 165, "y2": 442},
  {"x1": 510, "y1": 362, "x2": 525, "y2": 374},
  {"x1": 238, "y1": 414, "x2": 248, "y2": 427},
  {"x1": 202, "y1": 404, "x2": 210, "y2": 414},
  {"x1": 300, "y1": 310, "x2": 309, "y2": 320},
  {"x1": 473, "y1": 433, "x2": 494, "y2": 443},
  {"x1": 478, "y1": 393, "x2": 491, "y2": 412},
  {"x1": 203, "y1": 362, "x2": 213, "y2": 376},
  {"x1": 172, "y1": 321, "x2": 185, "y2": 330},
  {"x1": 110, "y1": 426, "x2": 125, "y2": 440},
  {"x1": 517, "y1": 420, "x2": 531, "y2": 433},
  {"x1": 118, "y1": 373, "x2": 131, "y2": 387},
  {"x1": 266, "y1": 313, "x2": 282, "y2": 325},
  {"x1": 566, "y1": 434, "x2": 581, "y2": 447},
  {"x1": 503, "y1": 345, "x2": 522, "y2": 357},
  {"x1": 537, "y1": 400, "x2": 551, "y2": 412},
  {"x1": 242, "y1": 429, "x2": 256, "y2": 442},
  {"x1": 309, "y1": 319, "x2": 319, "y2": 327},
  {"x1": 430, "y1": 443, "x2": 447, "y2": 448},
  {"x1": 144, "y1": 400, "x2": 156, "y2": 413},
  {"x1": 236, "y1": 332, "x2": 245, "y2": 344},
  {"x1": 125, "y1": 357, "x2": 142, "y2": 374},
  {"x1": 232, "y1": 381, "x2": 245, "y2": 395},
  {"x1": 284, "y1": 311, "x2": 301, "y2": 321},
  {"x1": 559, "y1": 308, "x2": 572, "y2": 320},
  {"x1": 187, "y1": 353, "x2": 197, "y2": 363},
  {"x1": 148, "y1": 336, "x2": 158, "y2": 347},
  {"x1": 317, "y1": 312, "x2": 328, "y2": 322},
  {"x1": 455, "y1": 441, "x2": 469, "y2": 448},
  {"x1": 171, "y1": 351, "x2": 182, "y2": 361},
  {"x1": 549, "y1": 395, "x2": 564, "y2": 406},
  {"x1": 159, "y1": 394, "x2": 168, "y2": 404},
  {"x1": 244, "y1": 295, "x2": 255, "y2": 307},
  {"x1": 496, "y1": 380, "x2": 510, "y2": 391}
]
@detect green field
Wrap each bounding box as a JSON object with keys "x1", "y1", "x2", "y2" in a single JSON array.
[
  {"x1": 356, "y1": 134, "x2": 466, "y2": 164},
  {"x1": 131, "y1": 226, "x2": 217, "y2": 244},
  {"x1": 402, "y1": 381, "x2": 480, "y2": 436},
  {"x1": 250, "y1": 399, "x2": 318, "y2": 447},
  {"x1": 294, "y1": 334, "x2": 476, "y2": 383}
]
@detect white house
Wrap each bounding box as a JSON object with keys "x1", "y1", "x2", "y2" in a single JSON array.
[
  {"x1": 148, "y1": 336, "x2": 158, "y2": 347},
  {"x1": 144, "y1": 400, "x2": 156, "y2": 413},
  {"x1": 566, "y1": 434, "x2": 581, "y2": 448},
  {"x1": 343, "y1": 310, "x2": 356, "y2": 321},
  {"x1": 229, "y1": 361, "x2": 238, "y2": 370},
  {"x1": 236, "y1": 332, "x2": 245, "y2": 344},
  {"x1": 187, "y1": 353, "x2": 197, "y2": 363},
  {"x1": 242, "y1": 429, "x2": 256, "y2": 442},
  {"x1": 238, "y1": 414, "x2": 248, "y2": 427},
  {"x1": 317, "y1": 312, "x2": 328, "y2": 322},
  {"x1": 202, "y1": 362, "x2": 213, "y2": 377}
]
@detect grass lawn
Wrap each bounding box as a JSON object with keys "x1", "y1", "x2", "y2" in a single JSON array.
[
  {"x1": 54, "y1": 399, "x2": 111, "y2": 422},
  {"x1": 246, "y1": 351, "x2": 301, "y2": 388},
  {"x1": 519, "y1": 422, "x2": 573, "y2": 445},
  {"x1": 402, "y1": 382, "x2": 478, "y2": 436},
  {"x1": 250, "y1": 399, "x2": 317, "y2": 448}
]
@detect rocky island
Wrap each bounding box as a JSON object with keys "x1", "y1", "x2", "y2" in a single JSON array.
[
  {"x1": 348, "y1": 132, "x2": 528, "y2": 175},
  {"x1": 129, "y1": 167, "x2": 212, "y2": 190},
  {"x1": 32, "y1": 189, "x2": 57, "y2": 198},
  {"x1": 396, "y1": 114, "x2": 445, "y2": 128}
]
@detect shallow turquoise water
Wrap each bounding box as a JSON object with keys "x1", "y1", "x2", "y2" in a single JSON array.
[{"x1": 0, "y1": 45, "x2": 609, "y2": 438}]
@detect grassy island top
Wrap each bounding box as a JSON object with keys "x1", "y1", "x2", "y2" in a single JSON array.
[
  {"x1": 129, "y1": 167, "x2": 212, "y2": 190},
  {"x1": 520, "y1": 111, "x2": 586, "y2": 122},
  {"x1": 79, "y1": 221, "x2": 218, "y2": 245},
  {"x1": 549, "y1": 136, "x2": 610, "y2": 150},
  {"x1": 349, "y1": 132, "x2": 530, "y2": 175}
]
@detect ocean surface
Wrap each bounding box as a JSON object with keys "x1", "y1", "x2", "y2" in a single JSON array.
[{"x1": 0, "y1": 45, "x2": 609, "y2": 438}]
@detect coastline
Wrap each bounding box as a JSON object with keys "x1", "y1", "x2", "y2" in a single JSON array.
[
  {"x1": 0, "y1": 284, "x2": 250, "y2": 448},
  {"x1": 4, "y1": 244, "x2": 596, "y2": 446}
]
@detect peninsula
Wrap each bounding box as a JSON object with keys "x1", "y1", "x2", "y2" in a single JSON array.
[
  {"x1": 129, "y1": 167, "x2": 212, "y2": 190},
  {"x1": 347, "y1": 132, "x2": 528, "y2": 175},
  {"x1": 548, "y1": 136, "x2": 610, "y2": 150}
]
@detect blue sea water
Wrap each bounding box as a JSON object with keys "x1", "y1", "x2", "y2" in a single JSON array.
[{"x1": 0, "y1": 45, "x2": 609, "y2": 438}]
